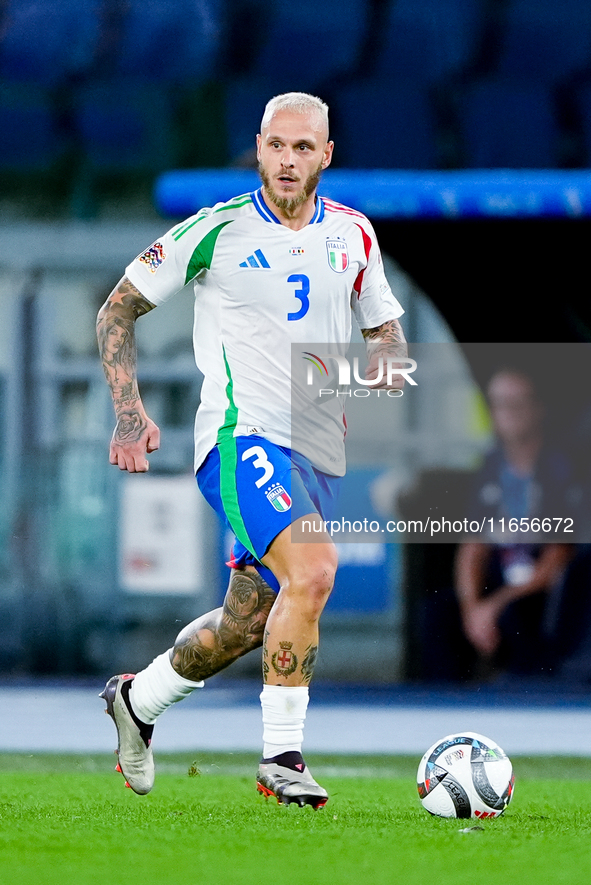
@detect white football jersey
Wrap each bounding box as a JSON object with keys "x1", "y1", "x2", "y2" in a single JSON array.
[{"x1": 126, "y1": 188, "x2": 403, "y2": 476}]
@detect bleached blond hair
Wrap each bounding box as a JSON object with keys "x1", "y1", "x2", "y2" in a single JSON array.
[{"x1": 260, "y1": 92, "x2": 329, "y2": 135}]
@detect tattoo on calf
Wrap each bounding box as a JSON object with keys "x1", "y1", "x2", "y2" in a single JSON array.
[
  {"x1": 271, "y1": 641, "x2": 298, "y2": 678},
  {"x1": 300, "y1": 644, "x2": 319, "y2": 684},
  {"x1": 171, "y1": 570, "x2": 276, "y2": 682},
  {"x1": 262, "y1": 629, "x2": 270, "y2": 681}
]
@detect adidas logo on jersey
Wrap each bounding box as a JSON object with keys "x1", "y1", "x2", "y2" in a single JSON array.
[{"x1": 239, "y1": 249, "x2": 270, "y2": 269}]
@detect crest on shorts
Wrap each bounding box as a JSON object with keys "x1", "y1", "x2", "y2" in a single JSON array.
[
  {"x1": 138, "y1": 241, "x2": 166, "y2": 273},
  {"x1": 265, "y1": 483, "x2": 292, "y2": 512},
  {"x1": 326, "y1": 238, "x2": 349, "y2": 273}
]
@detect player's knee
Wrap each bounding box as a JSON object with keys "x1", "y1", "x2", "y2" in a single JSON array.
[{"x1": 282, "y1": 547, "x2": 337, "y2": 620}]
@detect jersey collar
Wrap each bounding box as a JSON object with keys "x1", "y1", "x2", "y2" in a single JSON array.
[{"x1": 251, "y1": 188, "x2": 325, "y2": 225}]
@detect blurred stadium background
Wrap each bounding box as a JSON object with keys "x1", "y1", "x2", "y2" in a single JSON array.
[{"x1": 1, "y1": 0, "x2": 591, "y2": 696}]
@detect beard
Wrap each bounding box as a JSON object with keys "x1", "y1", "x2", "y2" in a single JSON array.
[{"x1": 258, "y1": 161, "x2": 324, "y2": 212}]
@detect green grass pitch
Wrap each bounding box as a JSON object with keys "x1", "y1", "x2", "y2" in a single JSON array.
[{"x1": 1, "y1": 753, "x2": 591, "y2": 885}]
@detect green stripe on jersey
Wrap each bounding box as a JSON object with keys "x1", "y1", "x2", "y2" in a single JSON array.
[
  {"x1": 216, "y1": 348, "x2": 256, "y2": 556},
  {"x1": 212, "y1": 194, "x2": 252, "y2": 213},
  {"x1": 172, "y1": 208, "x2": 209, "y2": 240},
  {"x1": 184, "y1": 220, "x2": 233, "y2": 285},
  {"x1": 173, "y1": 194, "x2": 252, "y2": 241}
]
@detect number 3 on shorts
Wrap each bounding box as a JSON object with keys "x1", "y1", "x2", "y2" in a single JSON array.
[
  {"x1": 287, "y1": 273, "x2": 310, "y2": 321},
  {"x1": 242, "y1": 445, "x2": 275, "y2": 488}
]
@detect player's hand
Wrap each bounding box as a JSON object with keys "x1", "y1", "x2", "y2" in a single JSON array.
[
  {"x1": 109, "y1": 412, "x2": 160, "y2": 473},
  {"x1": 365, "y1": 353, "x2": 405, "y2": 389}
]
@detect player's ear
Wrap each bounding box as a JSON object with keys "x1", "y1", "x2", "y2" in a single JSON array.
[
  {"x1": 256, "y1": 133, "x2": 262, "y2": 161},
  {"x1": 322, "y1": 140, "x2": 334, "y2": 170}
]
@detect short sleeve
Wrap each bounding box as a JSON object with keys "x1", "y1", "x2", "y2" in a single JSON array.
[
  {"x1": 125, "y1": 209, "x2": 214, "y2": 305},
  {"x1": 351, "y1": 220, "x2": 404, "y2": 330}
]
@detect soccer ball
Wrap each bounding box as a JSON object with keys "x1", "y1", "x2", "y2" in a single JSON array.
[{"x1": 417, "y1": 732, "x2": 514, "y2": 819}]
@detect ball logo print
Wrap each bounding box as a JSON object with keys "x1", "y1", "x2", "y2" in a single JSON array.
[{"x1": 417, "y1": 733, "x2": 514, "y2": 819}]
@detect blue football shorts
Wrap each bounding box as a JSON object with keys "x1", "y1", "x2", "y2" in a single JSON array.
[{"x1": 196, "y1": 435, "x2": 341, "y2": 592}]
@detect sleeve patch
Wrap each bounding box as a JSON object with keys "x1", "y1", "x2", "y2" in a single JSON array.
[{"x1": 138, "y1": 242, "x2": 167, "y2": 273}]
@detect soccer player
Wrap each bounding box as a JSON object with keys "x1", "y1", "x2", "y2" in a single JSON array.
[{"x1": 97, "y1": 92, "x2": 406, "y2": 808}]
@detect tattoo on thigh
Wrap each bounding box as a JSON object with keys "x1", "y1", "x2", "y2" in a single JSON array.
[
  {"x1": 300, "y1": 644, "x2": 318, "y2": 684},
  {"x1": 172, "y1": 570, "x2": 276, "y2": 681}
]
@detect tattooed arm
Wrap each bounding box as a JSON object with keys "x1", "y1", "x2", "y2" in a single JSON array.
[
  {"x1": 361, "y1": 318, "x2": 408, "y2": 389},
  {"x1": 97, "y1": 276, "x2": 160, "y2": 473}
]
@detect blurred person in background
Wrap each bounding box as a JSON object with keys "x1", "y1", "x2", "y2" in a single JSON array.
[{"x1": 454, "y1": 368, "x2": 574, "y2": 678}]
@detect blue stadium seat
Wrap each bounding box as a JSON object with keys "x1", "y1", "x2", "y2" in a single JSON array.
[
  {"x1": 495, "y1": 0, "x2": 591, "y2": 84},
  {"x1": 459, "y1": 78, "x2": 558, "y2": 168},
  {"x1": 225, "y1": 76, "x2": 439, "y2": 170},
  {"x1": 0, "y1": 0, "x2": 100, "y2": 85},
  {"x1": 330, "y1": 79, "x2": 438, "y2": 169},
  {"x1": 247, "y1": 0, "x2": 369, "y2": 91},
  {"x1": 72, "y1": 81, "x2": 174, "y2": 172},
  {"x1": 0, "y1": 83, "x2": 67, "y2": 170},
  {"x1": 110, "y1": 0, "x2": 223, "y2": 83},
  {"x1": 372, "y1": 0, "x2": 487, "y2": 83}
]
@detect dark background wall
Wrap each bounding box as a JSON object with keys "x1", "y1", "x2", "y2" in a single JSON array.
[{"x1": 376, "y1": 219, "x2": 591, "y2": 343}]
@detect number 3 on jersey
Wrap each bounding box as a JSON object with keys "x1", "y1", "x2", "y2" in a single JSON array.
[
  {"x1": 242, "y1": 445, "x2": 274, "y2": 488},
  {"x1": 287, "y1": 274, "x2": 310, "y2": 321}
]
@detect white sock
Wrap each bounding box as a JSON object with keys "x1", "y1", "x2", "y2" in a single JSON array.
[
  {"x1": 260, "y1": 684, "x2": 310, "y2": 758},
  {"x1": 129, "y1": 650, "x2": 204, "y2": 724}
]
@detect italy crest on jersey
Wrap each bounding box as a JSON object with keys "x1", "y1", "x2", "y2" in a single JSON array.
[
  {"x1": 265, "y1": 483, "x2": 292, "y2": 512},
  {"x1": 326, "y1": 239, "x2": 349, "y2": 273}
]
